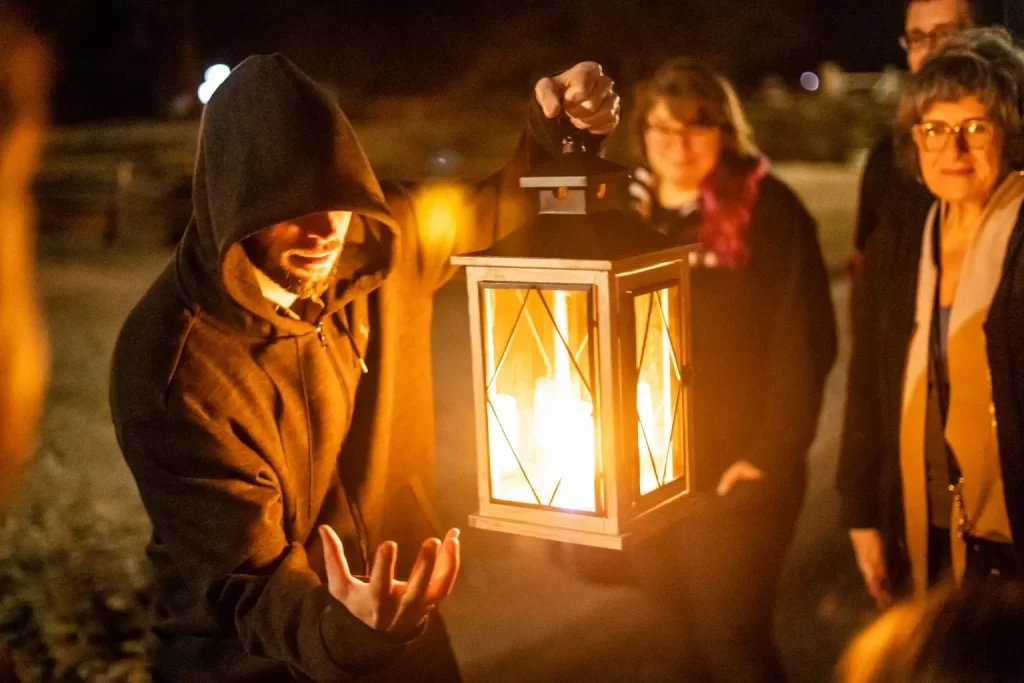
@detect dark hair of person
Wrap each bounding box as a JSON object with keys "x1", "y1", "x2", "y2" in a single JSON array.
[
  {"x1": 894, "y1": 26, "x2": 1024, "y2": 177},
  {"x1": 837, "y1": 580, "x2": 1024, "y2": 683},
  {"x1": 632, "y1": 58, "x2": 760, "y2": 180}
]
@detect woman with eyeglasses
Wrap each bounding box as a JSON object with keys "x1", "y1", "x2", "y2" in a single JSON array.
[
  {"x1": 839, "y1": 27, "x2": 1024, "y2": 609},
  {"x1": 628, "y1": 59, "x2": 836, "y2": 682}
]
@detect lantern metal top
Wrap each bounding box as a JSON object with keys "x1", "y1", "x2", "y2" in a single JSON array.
[
  {"x1": 459, "y1": 211, "x2": 686, "y2": 267},
  {"x1": 453, "y1": 137, "x2": 696, "y2": 270},
  {"x1": 517, "y1": 146, "x2": 626, "y2": 190}
]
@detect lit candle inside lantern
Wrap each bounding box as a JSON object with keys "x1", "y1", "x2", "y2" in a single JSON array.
[
  {"x1": 533, "y1": 378, "x2": 595, "y2": 511},
  {"x1": 484, "y1": 289, "x2": 598, "y2": 512}
]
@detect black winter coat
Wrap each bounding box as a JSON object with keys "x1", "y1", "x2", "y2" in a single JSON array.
[{"x1": 645, "y1": 174, "x2": 837, "y2": 498}]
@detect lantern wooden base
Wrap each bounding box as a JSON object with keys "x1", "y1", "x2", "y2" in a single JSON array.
[
  {"x1": 469, "y1": 514, "x2": 628, "y2": 549},
  {"x1": 469, "y1": 490, "x2": 705, "y2": 549}
]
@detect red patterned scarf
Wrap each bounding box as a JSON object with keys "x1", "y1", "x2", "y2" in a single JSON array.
[{"x1": 699, "y1": 156, "x2": 769, "y2": 268}]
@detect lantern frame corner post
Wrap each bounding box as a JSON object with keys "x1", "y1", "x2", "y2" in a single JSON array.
[
  {"x1": 464, "y1": 265, "x2": 493, "y2": 525},
  {"x1": 592, "y1": 268, "x2": 622, "y2": 539}
]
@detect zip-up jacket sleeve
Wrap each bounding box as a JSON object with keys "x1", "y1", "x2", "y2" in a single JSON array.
[{"x1": 115, "y1": 413, "x2": 423, "y2": 681}]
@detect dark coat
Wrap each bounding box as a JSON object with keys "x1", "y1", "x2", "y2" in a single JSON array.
[
  {"x1": 837, "y1": 201, "x2": 1024, "y2": 595},
  {"x1": 109, "y1": 54, "x2": 580, "y2": 682},
  {"x1": 643, "y1": 174, "x2": 837, "y2": 497},
  {"x1": 854, "y1": 131, "x2": 934, "y2": 254}
]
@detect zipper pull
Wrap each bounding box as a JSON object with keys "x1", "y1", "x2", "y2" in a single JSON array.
[{"x1": 316, "y1": 323, "x2": 327, "y2": 347}]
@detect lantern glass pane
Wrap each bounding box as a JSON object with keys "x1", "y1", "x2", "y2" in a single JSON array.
[
  {"x1": 634, "y1": 286, "x2": 685, "y2": 495},
  {"x1": 481, "y1": 285, "x2": 600, "y2": 512}
]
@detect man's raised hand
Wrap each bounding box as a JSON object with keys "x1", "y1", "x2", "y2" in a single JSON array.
[
  {"x1": 535, "y1": 61, "x2": 620, "y2": 136},
  {"x1": 320, "y1": 525, "x2": 461, "y2": 634}
]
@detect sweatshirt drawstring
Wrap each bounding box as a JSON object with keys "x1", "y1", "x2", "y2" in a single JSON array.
[
  {"x1": 295, "y1": 338, "x2": 314, "y2": 522},
  {"x1": 340, "y1": 324, "x2": 369, "y2": 375}
]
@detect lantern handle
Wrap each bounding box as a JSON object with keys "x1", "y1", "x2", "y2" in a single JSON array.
[{"x1": 558, "y1": 114, "x2": 590, "y2": 155}]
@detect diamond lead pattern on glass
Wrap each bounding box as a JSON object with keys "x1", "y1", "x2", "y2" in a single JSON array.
[
  {"x1": 635, "y1": 287, "x2": 685, "y2": 495},
  {"x1": 482, "y1": 286, "x2": 598, "y2": 512}
]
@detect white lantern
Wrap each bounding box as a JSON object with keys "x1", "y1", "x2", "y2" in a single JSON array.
[{"x1": 451, "y1": 140, "x2": 699, "y2": 549}]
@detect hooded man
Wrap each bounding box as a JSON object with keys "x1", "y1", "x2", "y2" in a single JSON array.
[{"x1": 109, "y1": 54, "x2": 619, "y2": 683}]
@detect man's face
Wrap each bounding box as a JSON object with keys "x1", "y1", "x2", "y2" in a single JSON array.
[
  {"x1": 904, "y1": 0, "x2": 971, "y2": 73},
  {"x1": 244, "y1": 211, "x2": 353, "y2": 300}
]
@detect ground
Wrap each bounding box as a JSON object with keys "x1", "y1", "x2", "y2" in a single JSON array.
[{"x1": 0, "y1": 161, "x2": 875, "y2": 682}]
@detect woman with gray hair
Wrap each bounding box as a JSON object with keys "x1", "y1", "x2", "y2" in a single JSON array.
[{"x1": 839, "y1": 26, "x2": 1024, "y2": 607}]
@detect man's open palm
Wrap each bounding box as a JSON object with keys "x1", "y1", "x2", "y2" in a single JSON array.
[{"x1": 319, "y1": 525, "x2": 461, "y2": 634}]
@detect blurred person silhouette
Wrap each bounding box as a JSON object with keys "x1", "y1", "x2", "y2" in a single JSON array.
[
  {"x1": 0, "y1": 1, "x2": 48, "y2": 508},
  {"x1": 836, "y1": 579, "x2": 1024, "y2": 683},
  {"x1": 0, "y1": 2, "x2": 49, "y2": 680},
  {"x1": 839, "y1": 27, "x2": 1024, "y2": 610},
  {"x1": 109, "y1": 54, "x2": 620, "y2": 682},
  {"x1": 627, "y1": 59, "x2": 837, "y2": 682}
]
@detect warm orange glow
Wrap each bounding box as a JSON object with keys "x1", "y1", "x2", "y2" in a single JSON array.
[
  {"x1": 412, "y1": 182, "x2": 468, "y2": 259},
  {"x1": 484, "y1": 287, "x2": 597, "y2": 512},
  {"x1": 635, "y1": 288, "x2": 684, "y2": 495},
  {"x1": 483, "y1": 284, "x2": 683, "y2": 511}
]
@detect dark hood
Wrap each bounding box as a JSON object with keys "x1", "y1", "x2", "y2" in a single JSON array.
[{"x1": 176, "y1": 53, "x2": 399, "y2": 336}]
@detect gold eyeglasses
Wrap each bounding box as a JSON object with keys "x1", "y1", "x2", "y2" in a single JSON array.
[
  {"x1": 899, "y1": 23, "x2": 964, "y2": 52},
  {"x1": 912, "y1": 118, "x2": 996, "y2": 153}
]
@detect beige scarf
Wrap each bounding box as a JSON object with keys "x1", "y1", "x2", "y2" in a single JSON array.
[{"x1": 900, "y1": 172, "x2": 1024, "y2": 597}]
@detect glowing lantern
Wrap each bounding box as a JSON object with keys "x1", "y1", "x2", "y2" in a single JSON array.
[{"x1": 451, "y1": 138, "x2": 698, "y2": 549}]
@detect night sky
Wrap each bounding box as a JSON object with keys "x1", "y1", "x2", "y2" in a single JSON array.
[{"x1": 9, "y1": 0, "x2": 1015, "y2": 123}]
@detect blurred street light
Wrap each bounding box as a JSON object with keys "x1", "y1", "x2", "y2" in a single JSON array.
[
  {"x1": 800, "y1": 71, "x2": 820, "y2": 92},
  {"x1": 198, "y1": 63, "x2": 230, "y2": 104}
]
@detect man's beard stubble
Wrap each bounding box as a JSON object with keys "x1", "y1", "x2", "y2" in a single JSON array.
[
  {"x1": 245, "y1": 239, "x2": 343, "y2": 301},
  {"x1": 266, "y1": 255, "x2": 341, "y2": 300}
]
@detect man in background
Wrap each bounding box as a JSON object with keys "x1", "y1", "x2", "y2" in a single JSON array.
[{"x1": 851, "y1": 0, "x2": 981, "y2": 275}]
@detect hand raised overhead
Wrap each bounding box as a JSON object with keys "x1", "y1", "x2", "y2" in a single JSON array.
[
  {"x1": 319, "y1": 525, "x2": 461, "y2": 634},
  {"x1": 535, "y1": 61, "x2": 621, "y2": 136}
]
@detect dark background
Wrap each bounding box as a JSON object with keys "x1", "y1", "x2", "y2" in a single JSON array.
[{"x1": 7, "y1": 0, "x2": 1014, "y2": 124}]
